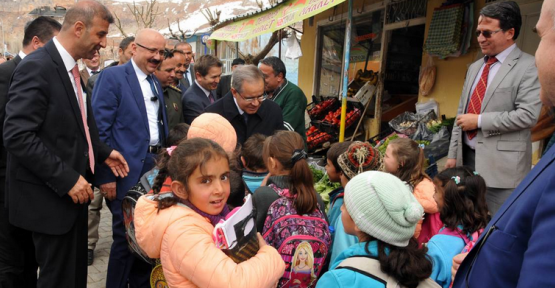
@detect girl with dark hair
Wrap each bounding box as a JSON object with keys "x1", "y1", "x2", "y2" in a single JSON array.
[
  {"x1": 427, "y1": 167, "x2": 489, "y2": 288},
  {"x1": 384, "y1": 138, "x2": 441, "y2": 245},
  {"x1": 133, "y1": 138, "x2": 285, "y2": 288},
  {"x1": 317, "y1": 171, "x2": 438, "y2": 288}
]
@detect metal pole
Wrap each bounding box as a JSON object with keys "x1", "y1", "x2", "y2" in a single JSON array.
[{"x1": 339, "y1": 0, "x2": 353, "y2": 142}]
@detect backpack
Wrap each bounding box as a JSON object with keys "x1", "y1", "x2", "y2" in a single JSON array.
[
  {"x1": 122, "y1": 181, "x2": 155, "y2": 265},
  {"x1": 262, "y1": 184, "x2": 332, "y2": 288},
  {"x1": 438, "y1": 227, "x2": 484, "y2": 253},
  {"x1": 336, "y1": 256, "x2": 441, "y2": 288}
]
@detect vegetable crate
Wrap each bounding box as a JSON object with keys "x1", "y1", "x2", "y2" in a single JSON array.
[
  {"x1": 307, "y1": 97, "x2": 339, "y2": 120},
  {"x1": 307, "y1": 125, "x2": 336, "y2": 152}
]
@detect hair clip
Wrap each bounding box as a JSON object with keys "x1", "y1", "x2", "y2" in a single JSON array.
[
  {"x1": 166, "y1": 145, "x2": 177, "y2": 156},
  {"x1": 473, "y1": 171, "x2": 479, "y2": 176},
  {"x1": 291, "y1": 149, "x2": 307, "y2": 164},
  {"x1": 451, "y1": 176, "x2": 461, "y2": 185},
  {"x1": 418, "y1": 143, "x2": 425, "y2": 149}
]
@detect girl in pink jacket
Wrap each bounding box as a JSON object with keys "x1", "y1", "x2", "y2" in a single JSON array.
[
  {"x1": 383, "y1": 138, "x2": 442, "y2": 246},
  {"x1": 134, "y1": 138, "x2": 285, "y2": 288}
]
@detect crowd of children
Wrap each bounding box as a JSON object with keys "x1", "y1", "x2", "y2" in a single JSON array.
[{"x1": 128, "y1": 117, "x2": 490, "y2": 288}]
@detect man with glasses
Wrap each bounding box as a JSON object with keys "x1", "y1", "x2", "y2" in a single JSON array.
[
  {"x1": 445, "y1": 1, "x2": 541, "y2": 216},
  {"x1": 181, "y1": 54, "x2": 222, "y2": 124},
  {"x1": 92, "y1": 28, "x2": 169, "y2": 288},
  {"x1": 205, "y1": 65, "x2": 284, "y2": 145}
]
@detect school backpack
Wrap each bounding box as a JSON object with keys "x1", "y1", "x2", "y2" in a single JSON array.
[
  {"x1": 262, "y1": 184, "x2": 332, "y2": 288},
  {"x1": 336, "y1": 256, "x2": 441, "y2": 288},
  {"x1": 122, "y1": 181, "x2": 155, "y2": 265},
  {"x1": 437, "y1": 227, "x2": 484, "y2": 253}
]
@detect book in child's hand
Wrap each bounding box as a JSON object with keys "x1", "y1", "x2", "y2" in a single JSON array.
[{"x1": 213, "y1": 194, "x2": 259, "y2": 263}]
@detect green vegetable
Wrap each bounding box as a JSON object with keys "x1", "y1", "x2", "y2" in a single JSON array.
[
  {"x1": 377, "y1": 134, "x2": 400, "y2": 154},
  {"x1": 309, "y1": 165, "x2": 325, "y2": 183},
  {"x1": 314, "y1": 173, "x2": 341, "y2": 212}
]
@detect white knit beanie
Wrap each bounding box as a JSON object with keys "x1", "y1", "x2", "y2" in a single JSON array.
[{"x1": 344, "y1": 171, "x2": 423, "y2": 247}]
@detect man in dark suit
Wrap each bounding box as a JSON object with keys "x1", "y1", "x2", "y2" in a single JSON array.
[
  {"x1": 85, "y1": 35, "x2": 134, "y2": 267},
  {"x1": 92, "y1": 28, "x2": 169, "y2": 288},
  {"x1": 174, "y1": 42, "x2": 194, "y2": 89},
  {"x1": 0, "y1": 16, "x2": 61, "y2": 288},
  {"x1": 216, "y1": 57, "x2": 245, "y2": 100},
  {"x1": 452, "y1": 2, "x2": 555, "y2": 287},
  {"x1": 181, "y1": 54, "x2": 222, "y2": 124},
  {"x1": 3, "y1": 2, "x2": 129, "y2": 287},
  {"x1": 205, "y1": 65, "x2": 284, "y2": 145},
  {"x1": 80, "y1": 50, "x2": 100, "y2": 88}
]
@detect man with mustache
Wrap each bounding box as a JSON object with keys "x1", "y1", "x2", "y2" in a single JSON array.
[
  {"x1": 92, "y1": 28, "x2": 169, "y2": 288},
  {"x1": 445, "y1": 1, "x2": 541, "y2": 216},
  {"x1": 181, "y1": 54, "x2": 222, "y2": 124},
  {"x1": 174, "y1": 41, "x2": 194, "y2": 89},
  {"x1": 3, "y1": 2, "x2": 129, "y2": 287}
]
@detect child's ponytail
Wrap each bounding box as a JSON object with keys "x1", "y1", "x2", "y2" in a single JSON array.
[{"x1": 152, "y1": 147, "x2": 179, "y2": 212}]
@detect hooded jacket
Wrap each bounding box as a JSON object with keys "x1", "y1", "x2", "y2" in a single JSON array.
[{"x1": 134, "y1": 195, "x2": 285, "y2": 288}]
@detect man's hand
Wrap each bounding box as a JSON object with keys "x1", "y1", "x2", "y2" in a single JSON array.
[
  {"x1": 445, "y1": 158, "x2": 457, "y2": 169},
  {"x1": 456, "y1": 114, "x2": 479, "y2": 131},
  {"x1": 68, "y1": 176, "x2": 93, "y2": 204},
  {"x1": 105, "y1": 150, "x2": 129, "y2": 178},
  {"x1": 100, "y1": 182, "x2": 117, "y2": 201},
  {"x1": 451, "y1": 252, "x2": 469, "y2": 283}
]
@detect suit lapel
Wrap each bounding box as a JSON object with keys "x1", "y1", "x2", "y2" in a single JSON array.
[
  {"x1": 481, "y1": 47, "x2": 521, "y2": 112},
  {"x1": 463, "y1": 62, "x2": 483, "y2": 113},
  {"x1": 124, "y1": 62, "x2": 150, "y2": 133},
  {"x1": 45, "y1": 41, "x2": 86, "y2": 138}
]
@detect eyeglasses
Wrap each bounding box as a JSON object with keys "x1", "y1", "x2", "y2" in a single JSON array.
[
  {"x1": 237, "y1": 91, "x2": 266, "y2": 103},
  {"x1": 136, "y1": 42, "x2": 165, "y2": 57},
  {"x1": 475, "y1": 29, "x2": 502, "y2": 38}
]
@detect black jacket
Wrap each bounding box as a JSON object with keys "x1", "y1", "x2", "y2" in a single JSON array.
[
  {"x1": 182, "y1": 81, "x2": 212, "y2": 124},
  {"x1": 204, "y1": 92, "x2": 284, "y2": 145},
  {"x1": 215, "y1": 74, "x2": 232, "y2": 100},
  {"x1": 3, "y1": 41, "x2": 112, "y2": 234}
]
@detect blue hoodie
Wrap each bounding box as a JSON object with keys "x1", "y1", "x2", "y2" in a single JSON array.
[
  {"x1": 317, "y1": 242, "x2": 386, "y2": 288},
  {"x1": 327, "y1": 187, "x2": 359, "y2": 264},
  {"x1": 427, "y1": 228, "x2": 466, "y2": 288}
]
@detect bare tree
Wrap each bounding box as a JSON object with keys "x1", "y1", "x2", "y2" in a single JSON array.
[
  {"x1": 200, "y1": 8, "x2": 221, "y2": 27},
  {"x1": 114, "y1": 0, "x2": 161, "y2": 36},
  {"x1": 167, "y1": 18, "x2": 198, "y2": 41}
]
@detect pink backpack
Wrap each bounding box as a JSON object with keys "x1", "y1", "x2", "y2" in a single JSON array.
[
  {"x1": 262, "y1": 184, "x2": 332, "y2": 288},
  {"x1": 438, "y1": 227, "x2": 483, "y2": 253}
]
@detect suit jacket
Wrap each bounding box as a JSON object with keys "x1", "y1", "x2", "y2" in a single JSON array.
[
  {"x1": 179, "y1": 64, "x2": 195, "y2": 90},
  {"x1": 79, "y1": 68, "x2": 91, "y2": 88},
  {"x1": 3, "y1": 41, "x2": 112, "y2": 234},
  {"x1": 181, "y1": 81, "x2": 212, "y2": 124},
  {"x1": 447, "y1": 46, "x2": 541, "y2": 189},
  {"x1": 0, "y1": 55, "x2": 22, "y2": 203},
  {"x1": 216, "y1": 74, "x2": 232, "y2": 100},
  {"x1": 92, "y1": 60, "x2": 169, "y2": 198},
  {"x1": 204, "y1": 92, "x2": 284, "y2": 145},
  {"x1": 452, "y1": 144, "x2": 555, "y2": 287}
]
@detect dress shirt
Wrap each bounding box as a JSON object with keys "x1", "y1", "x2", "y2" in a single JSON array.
[
  {"x1": 186, "y1": 69, "x2": 192, "y2": 85},
  {"x1": 195, "y1": 80, "x2": 213, "y2": 100},
  {"x1": 52, "y1": 37, "x2": 87, "y2": 116},
  {"x1": 18, "y1": 51, "x2": 27, "y2": 59},
  {"x1": 86, "y1": 66, "x2": 99, "y2": 76},
  {"x1": 464, "y1": 44, "x2": 516, "y2": 149},
  {"x1": 233, "y1": 97, "x2": 245, "y2": 116},
  {"x1": 131, "y1": 58, "x2": 160, "y2": 145}
]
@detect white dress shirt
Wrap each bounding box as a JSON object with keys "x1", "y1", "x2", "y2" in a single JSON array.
[
  {"x1": 464, "y1": 44, "x2": 516, "y2": 149},
  {"x1": 18, "y1": 51, "x2": 27, "y2": 59},
  {"x1": 52, "y1": 37, "x2": 87, "y2": 117},
  {"x1": 131, "y1": 59, "x2": 160, "y2": 145},
  {"x1": 195, "y1": 80, "x2": 212, "y2": 99}
]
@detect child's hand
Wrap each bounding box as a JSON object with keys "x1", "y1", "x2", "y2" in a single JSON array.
[
  {"x1": 451, "y1": 252, "x2": 468, "y2": 283},
  {"x1": 257, "y1": 233, "x2": 267, "y2": 248}
]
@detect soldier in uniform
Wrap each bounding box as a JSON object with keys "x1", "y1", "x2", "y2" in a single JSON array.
[{"x1": 155, "y1": 49, "x2": 184, "y2": 131}]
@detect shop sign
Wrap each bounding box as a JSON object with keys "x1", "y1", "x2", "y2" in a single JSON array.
[{"x1": 210, "y1": 0, "x2": 346, "y2": 42}]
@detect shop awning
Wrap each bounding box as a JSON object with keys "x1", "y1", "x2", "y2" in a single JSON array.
[{"x1": 210, "y1": 0, "x2": 346, "y2": 42}]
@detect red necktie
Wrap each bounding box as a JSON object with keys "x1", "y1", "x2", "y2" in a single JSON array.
[
  {"x1": 71, "y1": 65, "x2": 95, "y2": 173},
  {"x1": 466, "y1": 56, "x2": 498, "y2": 140}
]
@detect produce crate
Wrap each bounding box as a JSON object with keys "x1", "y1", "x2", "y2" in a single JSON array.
[
  {"x1": 307, "y1": 97, "x2": 339, "y2": 120},
  {"x1": 306, "y1": 126, "x2": 336, "y2": 152}
]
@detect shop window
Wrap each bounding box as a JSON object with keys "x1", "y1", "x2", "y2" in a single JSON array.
[
  {"x1": 386, "y1": 0, "x2": 427, "y2": 24},
  {"x1": 316, "y1": 9, "x2": 384, "y2": 97}
]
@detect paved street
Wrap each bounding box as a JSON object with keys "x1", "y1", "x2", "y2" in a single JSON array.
[{"x1": 87, "y1": 200, "x2": 112, "y2": 288}]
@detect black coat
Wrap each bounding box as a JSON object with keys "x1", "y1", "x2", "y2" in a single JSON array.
[
  {"x1": 0, "y1": 55, "x2": 21, "y2": 203},
  {"x1": 215, "y1": 74, "x2": 232, "y2": 100},
  {"x1": 181, "y1": 81, "x2": 212, "y2": 124},
  {"x1": 204, "y1": 92, "x2": 284, "y2": 145},
  {"x1": 3, "y1": 41, "x2": 112, "y2": 235}
]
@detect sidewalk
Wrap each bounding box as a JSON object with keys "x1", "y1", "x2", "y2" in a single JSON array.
[{"x1": 87, "y1": 201, "x2": 113, "y2": 288}]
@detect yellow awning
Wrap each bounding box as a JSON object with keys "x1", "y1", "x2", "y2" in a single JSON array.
[{"x1": 210, "y1": 0, "x2": 346, "y2": 42}]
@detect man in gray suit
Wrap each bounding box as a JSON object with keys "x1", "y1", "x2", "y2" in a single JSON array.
[{"x1": 445, "y1": 1, "x2": 541, "y2": 216}]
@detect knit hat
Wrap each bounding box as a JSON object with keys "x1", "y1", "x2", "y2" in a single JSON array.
[
  {"x1": 344, "y1": 171, "x2": 423, "y2": 247},
  {"x1": 338, "y1": 141, "x2": 383, "y2": 179},
  {"x1": 187, "y1": 113, "x2": 237, "y2": 153}
]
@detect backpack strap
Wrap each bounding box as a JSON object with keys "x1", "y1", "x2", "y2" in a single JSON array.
[
  {"x1": 336, "y1": 256, "x2": 441, "y2": 288},
  {"x1": 331, "y1": 192, "x2": 345, "y2": 207},
  {"x1": 438, "y1": 227, "x2": 471, "y2": 244}
]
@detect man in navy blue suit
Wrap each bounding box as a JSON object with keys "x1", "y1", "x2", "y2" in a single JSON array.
[
  {"x1": 452, "y1": 1, "x2": 555, "y2": 286},
  {"x1": 92, "y1": 28, "x2": 168, "y2": 288},
  {"x1": 181, "y1": 54, "x2": 222, "y2": 124}
]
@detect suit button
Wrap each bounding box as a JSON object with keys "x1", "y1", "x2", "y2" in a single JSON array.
[
  {"x1": 141, "y1": 159, "x2": 145, "y2": 163},
  {"x1": 84, "y1": 152, "x2": 89, "y2": 157}
]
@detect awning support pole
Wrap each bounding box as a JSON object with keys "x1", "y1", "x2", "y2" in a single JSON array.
[{"x1": 339, "y1": 0, "x2": 353, "y2": 142}]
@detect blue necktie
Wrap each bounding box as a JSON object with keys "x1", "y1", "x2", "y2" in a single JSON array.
[{"x1": 146, "y1": 75, "x2": 165, "y2": 146}]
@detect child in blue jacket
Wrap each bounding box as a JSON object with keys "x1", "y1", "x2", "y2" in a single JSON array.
[{"x1": 317, "y1": 171, "x2": 439, "y2": 288}]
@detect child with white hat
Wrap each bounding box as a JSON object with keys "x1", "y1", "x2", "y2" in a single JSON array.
[{"x1": 316, "y1": 171, "x2": 440, "y2": 288}]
